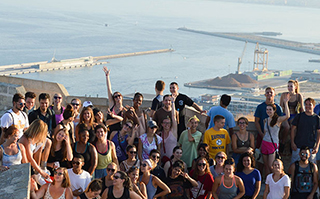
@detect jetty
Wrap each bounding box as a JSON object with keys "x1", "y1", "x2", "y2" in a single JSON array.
[
  {"x1": 0, "y1": 48, "x2": 174, "y2": 76},
  {"x1": 178, "y1": 27, "x2": 320, "y2": 55}
]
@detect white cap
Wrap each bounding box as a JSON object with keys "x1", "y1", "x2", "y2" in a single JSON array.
[{"x1": 83, "y1": 101, "x2": 93, "y2": 108}]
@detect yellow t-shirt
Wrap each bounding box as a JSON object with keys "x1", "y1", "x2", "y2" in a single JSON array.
[{"x1": 203, "y1": 128, "x2": 231, "y2": 159}]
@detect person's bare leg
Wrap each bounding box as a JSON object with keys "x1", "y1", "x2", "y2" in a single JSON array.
[{"x1": 41, "y1": 138, "x2": 52, "y2": 169}]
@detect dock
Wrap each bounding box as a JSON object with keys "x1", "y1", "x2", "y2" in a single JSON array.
[
  {"x1": 0, "y1": 48, "x2": 174, "y2": 76},
  {"x1": 178, "y1": 27, "x2": 320, "y2": 55}
]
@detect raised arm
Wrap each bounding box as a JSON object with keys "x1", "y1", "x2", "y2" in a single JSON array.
[
  {"x1": 103, "y1": 66, "x2": 115, "y2": 108},
  {"x1": 278, "y1": 93, "x2": 290, "y2": 123},
  {"x1": 105, "y1": 109, "x2": 123, "y2": 126},
  {"x1": 171, "y1": 96, "x2": 178, "y2": 138}
]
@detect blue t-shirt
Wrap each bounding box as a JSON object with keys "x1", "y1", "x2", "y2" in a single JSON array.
[
  {"x1": 236, "y1": 169, "x2": 261, "y2": 197},
  {"x1": 207, "y1": 105, "x2": 236, "y2": 130},
  {"x1": 314, "y1": 104, "x2": 320, "y2": 115},
  {"x1": 254, "y1": 102, "x2": 283, "y2": 132}
]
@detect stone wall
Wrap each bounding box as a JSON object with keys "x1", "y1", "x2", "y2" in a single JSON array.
[
  {"x1": 0, "y1": 82, "x2": 26, "y2": 114},
  {"x1": 0, "y1": 163, "x2": 30, "y2": 199}
]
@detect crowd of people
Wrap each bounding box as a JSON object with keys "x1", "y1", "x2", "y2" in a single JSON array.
[{"x1": 0, "y1": 66, "x2": 320, "y2": 199}]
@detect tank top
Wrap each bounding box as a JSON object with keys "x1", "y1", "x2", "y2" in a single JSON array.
[
  {"x1": 218, "y1": 175, "x2": 238, "y2": 199},
  {"x1": 107, "y1": 185, "x2": 130, "y2": 199},
  {"x1": 161, "y1": 130, "x2": 177, "y2": 159},
  {"x1": 1, "y1": 143, "x2": 22, "y2": 167},
  {"x1": 107, "y1": 105, "x2": 123, "y2": 138},
  {"x1": 44, "y1": 183, "x2": 66, "y2": 199},
  {"x1": 137, "y1": 114, "x2": 146, "y2": 137},
  {"x1": 47, "y1": 148, "x2": 69, "y2": 176},
  {"x1": 96, "y1": 141, "x2": 112, "y2": 169},
  {"x1": 294, "y1": 162, "x2": 314, "y2": 193},
  {"x1": 263, "y1": 119, "x2": 280, "y2": 144},
  {"x1": 235, "y1": 132, "x2": 251, "y2": 148},
  {"x1": 59, "y1": 121, "x2": 74, "y2": 144},
  {"x1": 288, "y1": 94, "x2": 299, "y2": 113},
  {"x1": 111, "y1": 131, "x2": 129, "y2": 163},
  {"x1": 50, "y1": 106, "x2": 65, "y2": 126},
  {"x1": 140, "y1": 175, "x2": 157, "y2": 199},
  {"x1": 73, "y1": 142, "x2": 91, "y2": 172}
]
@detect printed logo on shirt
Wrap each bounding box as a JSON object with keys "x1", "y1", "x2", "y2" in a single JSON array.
[
  {"x1": 179, "y1": 100, "x2": 184, "y2": 106},
  {"x1": 216, "y1": 139, "x2": 222, "y2": 146},
  {"x1": 211, "y1": 134, "x2": 225, "y2": 140}
]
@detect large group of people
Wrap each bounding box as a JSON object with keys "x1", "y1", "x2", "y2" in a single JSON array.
[{"x1": 1, "y1": 67, "x2": 320, "y2": 199}]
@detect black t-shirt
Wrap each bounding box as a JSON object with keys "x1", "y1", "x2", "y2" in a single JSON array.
[
  {"x1": 174, "y1": 94, "x2": 194, "y2": 117},
  {"x1": 292, "y1": 112, "x2": 320, "y2": 148},
  {"x1": 165, "y1": 175, "x2": 193, "y2": 199},
  {"x1": 151, "y1": 95, "x2": 164, "y2": 111}
]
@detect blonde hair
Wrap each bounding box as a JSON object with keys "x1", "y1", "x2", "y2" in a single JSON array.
[
  {"x1": 52, "y1": 167, "x2": 71, "y2": 188},
  {"x1": 23, "y1": 119, "x2": 47, "y2": 144},
  {"x1": 188, "y1": 115, "x2": 200, "y2": 123}
]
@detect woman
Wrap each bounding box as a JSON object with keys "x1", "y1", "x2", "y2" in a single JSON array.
[
  {"x1": 140, "y1": 159, "x2": 171, "y2": 199},
  {"x1": 76, "y1": 107, "x2": 96, "y2": 143},
  {"x1": 50, "y1": 93, "x2": 65, "y2": 126},
  {"x1": 71, "y1": 98, "x2": 82, "y2": 128},
  {"x1": 55, "y1": 104, "x2": 75, "y2": 144},
  {"x1": 0, "y1": 126, "x2": 27, "y2": 171},
  {"x1": 263, "y1": 159, "x2": 290, "y2": 199},
  {"x1": 100, "y1": 162, "x2": 118, "y2": 196},
  {"x1": 109, "y1": 120, "x2": 135, "y2": 163},
  {"x1": 261, "y1": 94, "x2": 289, "y2": 176},
  {"x1": 189, "y1": 157, "x2": 214, "y2": 199},
  {"x1": 103, "y1": 66, "x2": 126, "y2": 136},
  {"x1": 77, "y1": 179, "x2": 103, "y2": 199},
  {"x1": 94, "y1": 108, "x2": 123, "y2": 130},
  {"x1": 179, "y1": 115, "x2": 202, "y2": 169},
  {"x1": 101, "y1": 171, "x2": 141, "y2": 199},
  {"x1": 119, "y1": 145, "x2": 140, "y2": 172},
  {"x1": 210, "y1": 152, "x2": 227, "y2": 179},
  {"x1": 30, "y1": 167, "x2": 73, "y2": 199},
  {"x1": 138, "y1": 120, "x2": 162, "y2": 161},
  {"x1": 279, "y1": 80, "x2": 304, "y2": 152},
  {"x1": 72, "y1": 128, "x2": 98, "y2": 176},
  {"x1": 212, "y1": 158, "x2": 245, "y2": 199},
  {"x1": 127, "y1": 166, "x2": 147, "y2": 199},
  {"x1": 192, "y1": 143, "x2": 214, "y2": 170},
  {"x1": 19, "y1": 119, "x2": 50, "y2": 179},
  {"x1": 94, "y1": 124, "x2": 119, "y2": 178},
  {"x1": 232, "y1": 117, "x2": 255, "y2": 165},
  {"x1": 165, "y1": 160, "x2": 198, "y2": 199},
  {"x1": 163, "y1": 146, "x2": 188, "y2": 177},
  {"x1": 47, "y1": 128, "x2": 73, "y2": 176},
  {"x1": 236, "y1": 152, "x2": 261, "y2": 199},
  {"x1": 159, "y1": 96, "x2": 177, "y2": 164}
]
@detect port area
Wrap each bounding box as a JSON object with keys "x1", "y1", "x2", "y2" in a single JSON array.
[
  {"x1": 178, "y1": 27, "x2": 320, "y2": 55},
  {"x1": 0, "y1": 49, "x2": 174, "y2": 76}
]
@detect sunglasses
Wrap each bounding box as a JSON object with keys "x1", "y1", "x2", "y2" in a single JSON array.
[
  {"x1": 125, "y1": 123, "x2": 133, "y2": 129},
  {"x1": 238, "y1": 122, "x2": 247, "y2": 125},
  {"x1": 198, "y1": 163, "x2": 206, "y2": 167},
  {"x1": 152, "y1": 155, "x2": 160, "y2": 159},
  {"x1": 114, "y1": 175, "x2": 121, "y2": 179},
  {"x1": 54, "y1": 171, "x2": 64, "y2": 176},
  {"x1": 54, "y1": 96, "x2": 62, "y2": 99},
  {"x1": 301, "y1": 152, "x2": 308, "y2": 156},
  {"x1": 71, "y1": 103, "x2": 79, "y2": 106},
  {"x1": 18, "y1": 102, "x2": 25, "y2": 106},
  {"x1": 216, "y1": 156, "x2": 225, "y2": 159},
  {"x1": 113, "y1": 95, "x2": 121, "y2": 99},
  {"x1": 129, "y1": 151, "x2": 137, "y2": 154},
  {"x1": 72, "y1": 161, "x2": 81, "y2": 165},
  {"x1": 107, "y1": 168, "x2": 115, "y2": 172},
  {"x1": 142, "y1": 163, "x2": 148, "y2": 167}
]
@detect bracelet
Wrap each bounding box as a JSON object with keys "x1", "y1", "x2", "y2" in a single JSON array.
[{"x1": 187, "y1": 127, "x2": 191, "y2": 130}]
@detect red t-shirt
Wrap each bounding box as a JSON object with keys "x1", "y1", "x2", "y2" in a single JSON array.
[{"x1": 189, "y1": 169, "x2": 214, "y2": 199}]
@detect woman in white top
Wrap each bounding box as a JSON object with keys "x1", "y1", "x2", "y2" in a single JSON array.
[{"x1": 263, "y1": 159, "x2": 290, "y2": 199}]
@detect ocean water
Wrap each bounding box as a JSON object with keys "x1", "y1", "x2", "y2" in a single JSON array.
[{"x1": 0, "y1": 0, "x2": 320, "y2": 98}]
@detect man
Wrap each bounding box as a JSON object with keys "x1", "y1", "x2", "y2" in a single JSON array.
[
  {"x1": 153, "y1": 94, "x2": 177, "y2": 127},
  {"x1": 150, "y1": 149, "x2": 166, "y2": 182},
  {"x1": 170, "y1": 82, "x2": 205, "y2": 137},
  {"x1": 203, "y1": 115, "x2": 230, "y2": 159},
  {"x1": 68, "y1": 154, "x2": 91, "y2": 199},
  {"x1": 23, "y1": 91, "x2": 36, "y2": 115},
  {"x1": 289, "y1": 146, "x2": 318, "y2": 199},
  {"x1": 0, "y1": 93, "x2": 29, "y2": 139},
  {"x1": 29, "y1": 93, "x2": 56, "y2": 135},
  {"x1": 205, "y1": 94, "x2": 235, "y2": 136},
  {"x1": 254, "y1": 87, "x2": 283, "y2": 149},
  {"x1": 149, "y1": 80, "x2": 165, "y2": 118},
  {"x1": 291, "y1": 98, "x2": 320, "y2": 164}
]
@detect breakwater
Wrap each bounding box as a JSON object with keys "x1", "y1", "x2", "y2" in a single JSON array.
[{"x1": 178, "y1": 27, "x2": 320, "y2": 55}]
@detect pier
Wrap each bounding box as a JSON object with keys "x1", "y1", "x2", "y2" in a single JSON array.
[
  {"x1": 0, "y1": 48, "x2": 174, "y2": 76},
  {"x1": 178, "y1": 27, "x2": 320, "y2": 55}
]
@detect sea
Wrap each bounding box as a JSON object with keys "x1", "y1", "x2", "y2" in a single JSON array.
[{"x1": 1, "y1": 0, "x2": 320, "y2": 99}]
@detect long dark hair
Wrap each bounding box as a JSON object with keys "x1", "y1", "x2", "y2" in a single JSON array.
[
  {"x1": 117, "y1": 171, "x2": 132, "y2": 191},
  {"x1": 192, "y1": 157, "x2": 211, "y2": 180},
  {"x1": 197, "y1": 143, "x2": 210, "y2": 161},
  {"x1": 170, "y1": 146, "x2": 182, "y2": 159},
  {"x1": 267, "y1": 103, "x2": 278, "y2": 127},
  {"x1": 236, "y1": 152, "x2": 255, "y2": 172}
]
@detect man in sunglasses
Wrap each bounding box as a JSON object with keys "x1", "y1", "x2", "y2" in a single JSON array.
[
  {"x1": 150, "y1": 149, "x2": 166, "y2": 199},
  {"x1": 68, "y1": 154, "x2": 91, "y2": 199},
  {"x1": 289, "y1": 146, "x2": 318, "y2": 199},
  {"x1": 0, "y1": 93, "x2": 29, "y2": 140}
]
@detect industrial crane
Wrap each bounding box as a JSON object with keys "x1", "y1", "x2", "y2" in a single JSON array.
[{"x1": 236, "y1": 41, "x2": 248, "y2": 74}]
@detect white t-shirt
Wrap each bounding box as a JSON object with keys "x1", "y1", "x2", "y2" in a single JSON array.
[
  {"x1": 0, "y1": 109, "x2": 29, "y2": 138},
  {"x1": 266, "y1": 173, "x2": 290, "y2": 199},
  {"x1": 67, "y1": 168, "x2": 91, "y2": 199}
]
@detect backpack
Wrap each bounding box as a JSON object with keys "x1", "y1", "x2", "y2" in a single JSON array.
[{"x1": 293, "y1": 161, "x2": 314, "y2": 193}]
